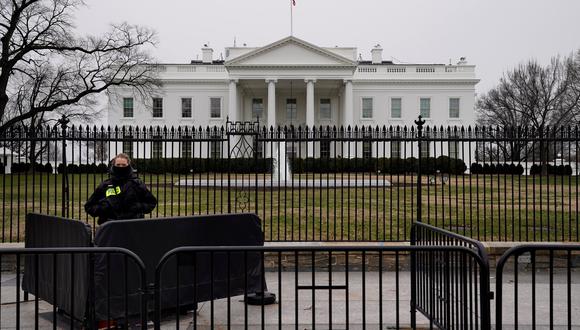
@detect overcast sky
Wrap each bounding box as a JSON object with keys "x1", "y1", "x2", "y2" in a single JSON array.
[{"x1": 75, "y1": 0, "x2": 580, "y2": 95}]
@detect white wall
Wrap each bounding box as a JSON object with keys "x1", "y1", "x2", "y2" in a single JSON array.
[
  {"x1": 109, "y1": 83, "x2": 229, "y2": 128},
  {"x1": 351, "y1": 83, "x2": 476, "y2": 128}
]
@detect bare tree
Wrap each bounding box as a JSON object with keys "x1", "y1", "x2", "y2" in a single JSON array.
[
  {"x1": 476, "y1": 53, "x2": 580, "y2": 162},
  {"x1": 0, "y1": 0, "x2": 160, "y2": 134}
]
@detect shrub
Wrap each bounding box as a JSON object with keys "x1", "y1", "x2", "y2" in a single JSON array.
[
  {"x1": 530, "y1": 164, "x2": 573, "y2": 176},
  {"x1": 11, "y1": 162, "x2": 54, "y2": 173},
  {"x1": 44, "y1": 163, "x2": 53, "y2": 174},
  {"x1": 436, "y1": 156, "x2": 467, "y2": 175},
  {"x1": 377, "y1": 157, "x2": 407, "y2": 174},
  {"x1": 68, "y1": 164, "x2": 79, "y2": 174},
  {"x1": 471, "y1": 163, "x2": 525, "y2": 175},
  {"x1": 131, "y1": 158, "x2": 273, "y2": 174},
  {"x1": 290, "y1": 157, "x2": 466, "y2": 175},
  {"x1": 97, "y1": 163, "x2": 109, "y2": 173}
]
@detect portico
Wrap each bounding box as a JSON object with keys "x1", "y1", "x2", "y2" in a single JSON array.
[{"x1": 225, "y1": 36, "x2": 357, "y2": 129}]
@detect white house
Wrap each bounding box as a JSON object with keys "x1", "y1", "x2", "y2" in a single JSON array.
[{"x1": 108, "y1": 36, "x2": 479, "y2": 160}]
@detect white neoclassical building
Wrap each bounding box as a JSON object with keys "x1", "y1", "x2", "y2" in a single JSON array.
[{"x1": 109, "y1": 36, "x2": 479, "y2": 130}]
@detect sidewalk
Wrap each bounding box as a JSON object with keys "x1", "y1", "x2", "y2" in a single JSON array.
[{"x1": 1, "y1": 269, "x2": 578, "y2": 329}]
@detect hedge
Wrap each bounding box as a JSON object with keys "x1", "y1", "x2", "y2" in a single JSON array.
[
  {"x1": 57, "y1": 163, "x2": 108, "y2": 174},
  {"x1": 470, "y1": 163, "x2": 524, "y2": 175},
  {"x1": 290, "y1": 156, "x2": 467, "y2": 175},
  {"x1": 469, "y1": 163, "x2": 573, "y2": 176},
  {"x1": 530, "y1": 164, "x2": 573, "y2": 176},
  {"x1": 131, "y1": 158, "x2": 273, "y2": 174},
  {"x1": 10, "y1": 162, "x2": 54, "y2": 173},
  {"x1": 7, "y1": 157, "x2": 469, "y2": 175}
]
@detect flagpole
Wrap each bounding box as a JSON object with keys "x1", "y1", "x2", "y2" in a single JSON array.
[{"x1": 290, "y1": 0, "x2": 293, "y2": 36}]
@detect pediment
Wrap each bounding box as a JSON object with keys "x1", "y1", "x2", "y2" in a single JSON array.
[{"x1": 226, "y1": 36, "x2": 356, "y2": 68}]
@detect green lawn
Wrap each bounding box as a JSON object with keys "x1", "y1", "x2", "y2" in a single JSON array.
[{"x1": 1, "y1": 173, "x2": 578, "y2": 242}]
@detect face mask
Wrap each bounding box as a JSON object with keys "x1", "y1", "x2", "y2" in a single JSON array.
[{"x1": 112, "y1": 165, "x2": 132, "y2": 178}]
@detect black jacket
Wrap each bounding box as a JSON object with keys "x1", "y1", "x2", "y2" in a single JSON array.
[{"x1": 84, "y1": 172, "x2": 157, "y2": 225}]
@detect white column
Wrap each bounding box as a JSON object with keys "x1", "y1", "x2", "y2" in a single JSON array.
[
  {"x1": 343, "y1": 79, "x2": 354, "y2": 127},
  {"x1": 228, "y1": 79, "x2": 238, "y2": 123},
  {"x1": 306, "y1": 79, "x2": 316, "y2": 127},
  {"x1": 266, "y1": 79, "x2": 277, "y2": 128},
  {"x1": 266, "y1": 79, "x2": 277, "y2": 161},
  {"x1": 305, "y1": 79, "x2": 316, "y2": 157},
  {"x1": 343, "y1": 79, "x2": 354, "y2": 158}
]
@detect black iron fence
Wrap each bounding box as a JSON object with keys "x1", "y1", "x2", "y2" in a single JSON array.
[
  {"x1": 154, "y1": 245, "x2": 490, "y2": 329},
  {"x1": 2, "y1": 117, "x2": 580, "y2": 242},
  {"x1": 411, "y1": 222, "x2": 491, "y2": 329},
  {"x1": 0, "y1": 246, "x2": 490, "y2": 329},
  {"x1": 0, "y1": 247, "x2": 147, "y2": 329},
  {"x1": 4, "y1": 230, "x2": 580, "y2": 328},
  {"x1": 495, "y1": 244, "x2": 580, "y2": 329}
]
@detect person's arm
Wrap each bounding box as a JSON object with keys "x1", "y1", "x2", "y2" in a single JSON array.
[
  {"x1": 131, "y1": 181, "x2": 157, "y2": 215},
  {"x1": 84, "y1": 183, "x2": 108, "y2": 217}
]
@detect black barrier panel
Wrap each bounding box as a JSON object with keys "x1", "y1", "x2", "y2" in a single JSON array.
[
  {"x1": 154, "y1": 246, "x2": 491, "y2": 330},
  {"x1": 22, "y1": 213, "x2": 93, "y2": 321},
  {"x1": 94, "y1": 213, "x2": 265, "y2": 315},
  {"x1": 411, "y1": 222, "x2": 491, "y2": 329},
  {"x1": 7, "y1": 247, "x2": 147, "y2": 329},
  {"x1": 495, "y1": 244, "x2": 580, "y2": 330},
  {"x1": 22, "y1": 213, "x2": 265, "y2": 321}
]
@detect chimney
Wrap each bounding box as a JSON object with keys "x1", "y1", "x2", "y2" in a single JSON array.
[
  {"x1": 371, "y1": 44, "x2": 383, "y2": 64},
  {"x1": 202, "y1": 44, "x2": 213, "y2": 64}
]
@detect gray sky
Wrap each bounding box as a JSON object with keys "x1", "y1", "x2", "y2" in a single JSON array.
[{"x1": 75, "y1": 0, "x2": 580, "y2": 94}]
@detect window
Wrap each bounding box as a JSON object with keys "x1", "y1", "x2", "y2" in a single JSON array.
[
  {"x1": 449, "y1": 98, "x2": 460, "y2": 118},
  {"x1": 252, "y1": 98, "x2": 264, "y2": 120},
  {"x1": 210, "y1": 98, "x2": 221, "y2": 118},
  {"x1": 420, "y1": 98, "x2": 430, "y2": 118},
  {"x1": 420, "y1": 141, "x2": 430, "y2": 158},
  {"x1": 123, "y1": 98, "x2": 133, "y2": 118},
  {"x1": 181, "y1": 98, "x2": 192, "y2": 118},
  {"x1": 286, "y1": 143, "x2": 297, "y2": 159},
  {"x1": 363, "y1": 141, "x2": 373, "y2": 159},
  {"x1": 286, "y1": 98, "x2": 297, "y2": 121},
  {"x1": 362, "y1": 98, "x2": 373, "y2": 119},
  {"x1": 181, "y1": 136, "x2": 192, "y2": 158},
  {"x1": 391, "y1": 98, "x2": 402, "y2": 118},
  {"x1": 123, "y1": 136, "x2": 133, "y2": 159},
  {"x1": 253, "y1": 137, "x2": 263, "y2": 158},
  {"x1": 391, "y1": 141, "x2": 401, "y2": 158},
  {"x1": 449, "y1": 141, "x2": 459, "y2": 159},
  {"x1": 320, "y1": 134, "x2": 331, "y2": 159},
  {"x1": 152, "y1": 136, "x2": 163, "y2": 158},
  {"x1": 152, "y1": 98, "x2": 163, "y2": 118},
  {"x1": 210, "y1": 136, "x2": 222, "y2": 159},
  {"x1": 319, "y1": 99, "x2": 331, "y2": 120},
  {"x1": 362, "y1": 132, "x2": 373, "y2": 159}
]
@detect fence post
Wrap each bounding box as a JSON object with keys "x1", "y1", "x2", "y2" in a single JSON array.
[
  {"x1": 410, "y1": 227, "x2": 417, "y2": 329},
  {"x1": 415, "y1": 115, "x2": 425, "y2": 223},
  {"x1": 58, "y1": 115, "x2": 70, "y2": 218},
  {"x1": 226, "y1": 118, "x2": 232, "y2": 214}
]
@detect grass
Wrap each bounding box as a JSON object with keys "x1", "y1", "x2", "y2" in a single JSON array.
[{"x1": 1, "y1": 173, "x2": 579, "y2": 242}]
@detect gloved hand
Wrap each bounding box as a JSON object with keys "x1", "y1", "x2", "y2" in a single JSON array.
[{"x1": 98, "y1": 199, "x2": 112, "y2": 215}]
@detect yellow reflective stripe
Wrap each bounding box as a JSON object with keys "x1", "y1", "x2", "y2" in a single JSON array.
[{"x1": 105, "y1": 186, "x2": 122, "y2": 197}]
